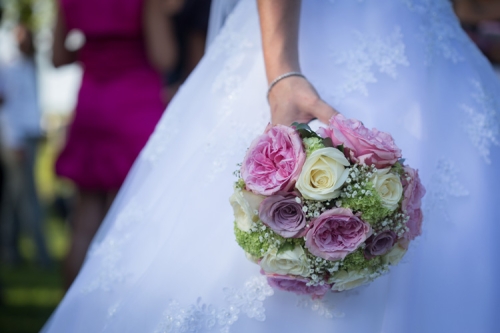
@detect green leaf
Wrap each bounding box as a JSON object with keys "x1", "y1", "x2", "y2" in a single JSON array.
[
  {"x1": 336, "y1": 144, "x2": 345, "y2": 153},
  {"x1": 292, "y1": 122, "x2": 323, "y2": 140},
  {"x1": 322, "y1": 137, "x2": 334, "y2": 148},
  {"x1": 292, "y1": 122, "x2": 312, "y2": 131},
  {"x1": 277, "y1": 242, "x2": 295, "y2": 254},
  {"x1": 391, "y1": 161, "x2": 405, "y2": 176}
]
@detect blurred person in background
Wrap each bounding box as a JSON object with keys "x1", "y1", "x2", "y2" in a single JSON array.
[
  {"x1": 454, "y1": 0, "x2": 500, "y2": 65},
  {"x1": 52, "y1": 0, "x2": 178, "y2": 288},
  {"x1": 0, "y1": 23, "x2": 50, "y2": 267},
  {"x1": 164, "y1": 0, "x2": 211, "y2": 99}
]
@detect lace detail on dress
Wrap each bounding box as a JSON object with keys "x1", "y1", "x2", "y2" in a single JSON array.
[
  {"x1": 203, "y1": 118, "x2": 266, "y2": 184},
  {"x1": 201, "y1": 0, "x2": 267, "y2": 184},
  {"x1": 142, "y1": 110, "x2": 181, "y2": 165},
  {"x1": 296, "y1": 296, "x2": 345, "y2": 319},
  {"x1": 328, "y1": 0, "x2": 365, "y2": 3},
  {"x1": 461, "y1": 80, "x2": 500, "y2": 164},
  {"x1": 332, "y1": 27, "x2": 409, "y2": 101},
  {"x1": 402, "y1": 0, "x2": 467, "y2": 65},
  {"x1": 154, "y1": 276, "x2": 274, "y2": 333},
  {"x1": 424, "y1": 158, "x2": 469, "y2": 220},
  {"x1": 143, "y1": 1, "x2": 255, "y2": 167},
  {"x1": 107, "y1": 302, "x2": 121, "y2": 318},
  {"x1": 82, "y1": 198, "x2": 145, "y2": 293}
]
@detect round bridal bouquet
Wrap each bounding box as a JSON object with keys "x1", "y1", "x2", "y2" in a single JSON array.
[{"x1": 230, "y1": 115, "x2": 425, "y2": 298}]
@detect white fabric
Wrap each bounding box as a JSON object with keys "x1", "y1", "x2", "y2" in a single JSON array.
[
  {"x1": 0, "y1": 56, "x2": 41, "y2": 148},
  {"x1": 205, "y1": 0, "x2": 240, "y2": 49},
  {"x1": 43, "y1": 0, "x2": 500, "y2": 332}
]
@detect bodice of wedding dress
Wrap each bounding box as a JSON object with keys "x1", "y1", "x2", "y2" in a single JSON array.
[{"x1": 42, "y1": 0, "x2": 499, "y2": 332}]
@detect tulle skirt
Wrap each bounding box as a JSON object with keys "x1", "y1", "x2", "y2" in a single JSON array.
[{"x1": 43, "y1": 0, "x2": 500, "y2": 332}]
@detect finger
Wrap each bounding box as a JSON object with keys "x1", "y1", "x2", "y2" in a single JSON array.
[{"x1": 314, "y1": 100, "x2": 339, "y2": 125}]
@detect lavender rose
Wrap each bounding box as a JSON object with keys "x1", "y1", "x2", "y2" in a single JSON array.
[
  {"x1": 401, "y1": 166, "x2": 426, "y2": 240},
  {"x1": 319, "y1": 114, "x2": 402, "y2": 168},
  {"x1": 364, "y1": 230, "x2": 397, "y2": 259},
  {"x1": 241, "y1": 125, "x2": 306, "y2": 196},
  {"x1": 266, "y1": 274, "x2": 330, "y2": 299},
  {"x1": 305, "y1": 208, "x2": 371, "y2": 261},
  {"x1": 259, "y1": 193, "x2": 306, "y2": 238}
]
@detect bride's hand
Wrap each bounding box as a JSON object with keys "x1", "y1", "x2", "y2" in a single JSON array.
[{"x1": 267, "y1": 76, "x2": 339, "y2": 126}]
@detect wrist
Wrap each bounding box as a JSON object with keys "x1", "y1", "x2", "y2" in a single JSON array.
[
  {"x1": 267, "y1": 71, "x2": 305, "y2": 100},
  {"x1": 265, "y1": 58, "x2": 301, "y2": 84}
]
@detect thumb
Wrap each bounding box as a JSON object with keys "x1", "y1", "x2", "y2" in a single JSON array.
[{"x1": 314, "y1": 100, "x2": 339, "y2": 125}]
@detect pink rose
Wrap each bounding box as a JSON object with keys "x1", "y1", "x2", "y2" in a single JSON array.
[
  {"x1": 305, "y1": 208, "x2": 371, "y2": 261},
  {"x1": 266, "y1": 274, "x2": 330, "y2": 299},
  {"x1": 319, "y1": 114, "x2": 401, "y2": 168},
  {"x1": 241, "y1": 125, "x2": 306, "y2": 195},
  {"x1": 401, "y1": 166, "x2": 426, "y2": 240}
]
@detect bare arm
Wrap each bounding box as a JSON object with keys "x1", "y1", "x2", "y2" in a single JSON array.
[
  {"x1": 454, "y1": 0, "x2": 500, "y2": 23},
  {"x1": 52, "y1": 6, "x2": 77, "y2": 68},
  {"x1": 143, "y1": 0, "x2": 179, "y2": 72},
  {"x1": 257, "y1": 0, "x2": 338, "y2": 126}
]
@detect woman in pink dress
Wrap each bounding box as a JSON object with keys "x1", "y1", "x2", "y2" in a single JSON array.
[{"x1": 52, "y1": 0, "x2": 178, "y2": 287}]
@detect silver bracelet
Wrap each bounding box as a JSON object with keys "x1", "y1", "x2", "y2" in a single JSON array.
[{"x1": 267, "y1": 72, "x2": 306, "y2": 99}]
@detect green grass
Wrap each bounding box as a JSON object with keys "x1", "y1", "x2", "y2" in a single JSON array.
[
  {"x1": 0, "y1": 261, "x2": 64, "y2": 333},
  {"x1": 1, "y1": 137, "x2": 71, "y2": 333},
  {"x1": 0, "y1": 216, "x2": 68, "y2": 333}
]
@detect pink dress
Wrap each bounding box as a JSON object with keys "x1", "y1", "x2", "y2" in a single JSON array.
[{"x1": 56, "y1": 0, "x2": 165, "y2": 190}]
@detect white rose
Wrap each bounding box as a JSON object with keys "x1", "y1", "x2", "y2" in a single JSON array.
[
  {"x1": 296, "y1": 147, "x2": 350, "y2": 200},
  {"x1": 260, "y1": 245, "x2": 310, "y2": 277},
  {"x1": 329, "y1": 269, "x2": 371, "y2": 291},
  {"x1": 229, "y1": 188, "x2": 264, "y2": 232},
  {"x1": 370, "y1": 168, "x2": 403, "y2": 211},
  {"x1": 382, "y1": 242, "x2": 407, "y2": 266}
]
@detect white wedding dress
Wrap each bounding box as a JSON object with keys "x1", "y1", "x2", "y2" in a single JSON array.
[{"x1": 42, "y1": 0, "x2": 500, "y2": 332}]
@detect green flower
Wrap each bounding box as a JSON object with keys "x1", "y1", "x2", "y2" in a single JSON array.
[
  {"x1": 234, "y1": 222, "x2": 270, "y2": 258},
  {"x1": 303, "y1": 137, "x2": 325, "y2": 156},
  {"x1": 234, "y1": 178, "x2": 246, "y2": 190},
  {"x1": 341, "y1": 248, "x2": 383, "y2": 272},
  {"x1": 342, "y1": 181, "x2": 392, "y2": 224}
]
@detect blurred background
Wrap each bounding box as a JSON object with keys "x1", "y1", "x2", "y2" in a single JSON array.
[
  {"x1": 0, "y1": 0, "x2": 211, "y2": 332},
  {"x1": 0, "y1": 0, "x2": 499, "y2": 332}
]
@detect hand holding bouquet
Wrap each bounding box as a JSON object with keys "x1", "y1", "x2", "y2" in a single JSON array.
[{"x1": 230, "y1": 115, "x2": 425, "y2": 298}]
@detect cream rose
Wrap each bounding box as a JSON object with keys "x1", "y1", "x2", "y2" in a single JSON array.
[
  {"x1": 370, "y1": 168, "x2": 403, "y2": 211},
  {"x1": 329, "y1": 269, "x2": 371, "y2": 291},
  {"x1": 382, "y1": 242, "x2": 408, "y2": 266},
  {"x1": 229, "y1": 188, "x2": 264, "y2": 232},
  {"x1": 296, "y1": 148, "x2": 350, "y2": 200},
  {"x1": 260, "y1": 245, "x2": 310, "y2": 277}
]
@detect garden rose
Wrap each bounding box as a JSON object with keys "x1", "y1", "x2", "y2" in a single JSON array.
[
  {"x1": 370, "y1": 168, "x2": 403, "y2": 211},
  {"x1": 364, "y1": 230, "x2": 397, "y2": 259},
  {"x1": 401, "y1": 166, "x2": 426, "y2": 240},
  {"x1": 241, "y1": 125, "x2": 306, "y2": 195},
  {"x1": 266, "y1": 274, "x2": 330, "y2": 298},
  {"x1": 260, "y1": 245, "x2": 310, "y2": 277},
  {"x1": 295, "y1": 147, "x2": 350, "y2": 200},
  {"x1": 229, "y1": 188, "x2": 264, "y2": 232},
  {"x1": 329, "y1": 269, "x2": 371, "y2": 291},
  {"x1": 320, "y1": 114, "x2": 401, "y2": 168},
  {"x1": 259, "y1": 193, "x2": 306, "y2": 238},
  {"x1": 305, "y1": 208, "x2": 371, "y2": 261}
]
